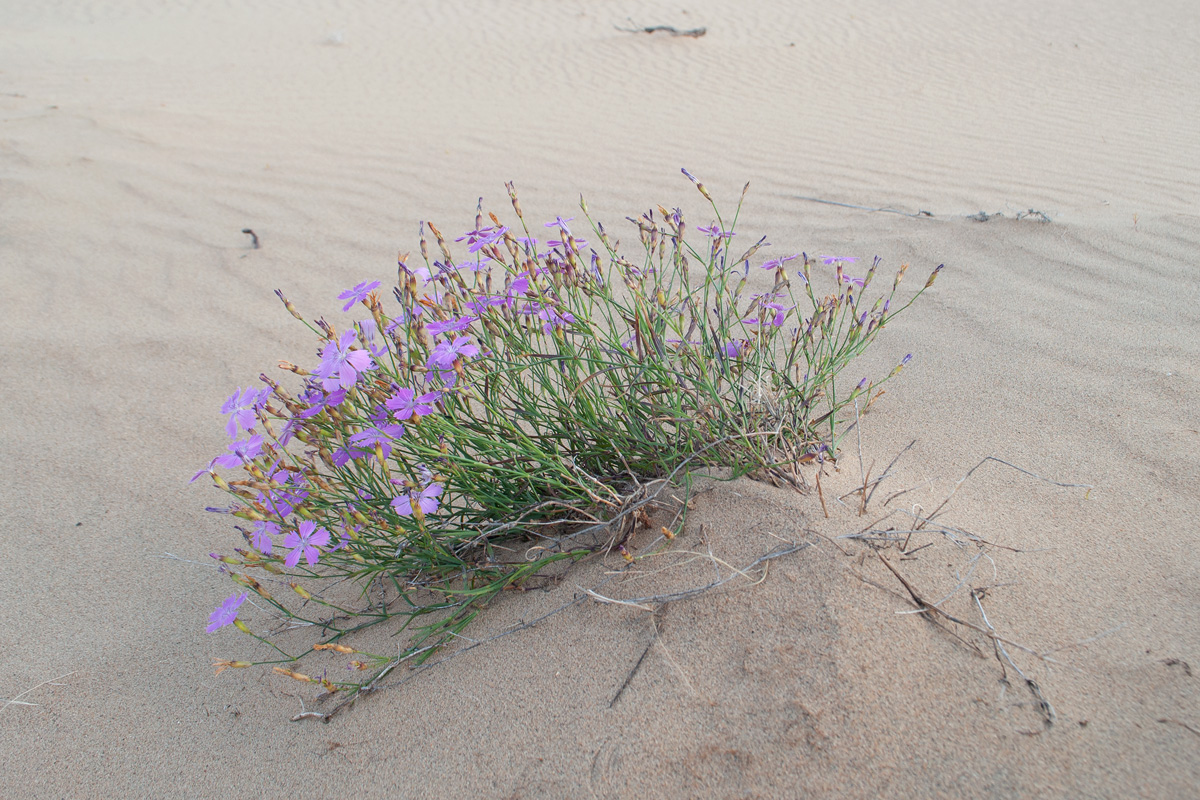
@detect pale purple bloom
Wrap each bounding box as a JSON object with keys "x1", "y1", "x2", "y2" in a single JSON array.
[
  {"x1": 465, "y1": 295, "x2": 510, "y2": 314},
  {"x1": 357, "y1": 319, "x2": 390, "y2": 359},
  {"x1": 258, "y1": 480, "x2": 308, "y2": 519},
  {"x1": 277, "y1": 418, "x2": 301, "y2": 447},
  {"x1": 537, "y1": 305, "x2": 577, "y2": 333},
  {"x1": 760, "y1": 255, "x2": 798, "y2": 270},
  {"x1": 426, "y1": 315, "x2": 477, "y2": 335},
  {"x1": 250, "y1": 520, "x2": 279, "y2": 554},
  {"x1": 297, "y1": 385, "x2": 348, "y2": 419},
  {"x1": 761, "y1": 302, "x2": 794, "y2": 327},
  {"x1": 221, "y1": 387, "x2": 269, "y2": 439},
  {"x1": 841, "y1": 273, "x2": 865, "y2": 288},
  {"x1": 456, "y1": 225, "x2": 509, "y2": 254},
  {"x1": 459, "y1": 257, "x2": 491, "y2": 272},
  {"x1": 721, "y1": 340, "x2": 747, "y2": 358},
  {"x1": 386, "y1": 387, "x2": 440, "y2": 420},
  {"x1": 547, "y1": 236, "x2": 587, "y2": 249},
  {"x1": 282, "y1": 521, "x2": 331, "y2": 568},
  {"x1": 350, "y1": 423, "x2": 404, "y2": 459},
  {"x1": 426, "y1": 336, "x2": 480, "y2": 371},
  {"x1": 697, "y1": 223, "x2": 735, "y2": 239},
  {"x1": 338, "y1": 280, "x2": 380, "y2": 312},
  {"x1": 544, "y1": 216, "x2": 574, "y2": 235},
  {"x1": 507, "y1": 275, "x2": 531, "y2": 298},
  {"x1": 211, "y1": 434, "x2": 265, "y2": 470},
  {"x1": 820, "y1": 255, "x2": 858, "y2": 265},
  {"x1": 314, "y1": 330, "x2": 376, "y2": 391},
  {"x1": 400, "y1": 261, "x2": 432, "y2": 282},
  {"x1": 332, "y1": 445, "x2": 366, "y2": 467},
  {"x1": 207, "y1": 593, "x2": 247, "y2": 633},
  {"x1": 391, "y1": 482, "x2": 444, "y2": 517}
]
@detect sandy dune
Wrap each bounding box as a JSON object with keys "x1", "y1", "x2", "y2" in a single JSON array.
[{"x1": 2, "y1": 2, "x2": 1198, "y2": 797}]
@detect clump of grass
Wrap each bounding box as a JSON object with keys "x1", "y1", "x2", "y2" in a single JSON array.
[{"x1": 195, "y1": 170, "x2": 942, "y2": 703}]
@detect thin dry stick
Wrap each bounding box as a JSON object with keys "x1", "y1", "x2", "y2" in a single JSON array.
[
  {"x1": 815, "y1": 468, "x2": 829, "y2": 518},
  {"x1": 794, "y1": 195, "x2": 934, "y2": 218},
  {"x1": 587, "y1": 543, "x2": 807, "y2": 607},
  {"x1": 1156, "y1": 718, "x2": 1200, "y2": 738},
  {"x1": 610, "y1": 603, "x2": 669, "y2": 707},
  {"x1": 973, "y1": 589, "x2": 1056, "y2": 727},
  {"x1": 917, "y1": 456, "x2": 1093, "y2": 532},
  {"x1": 865, "y1": 439, "x2": 916, "y2": 508},
  {"x1": 615, "y1": 20, "x2": 707, "y2": 37},
  {"x1": 1, "y1": 671, "x2": 75, "y2": 713}
]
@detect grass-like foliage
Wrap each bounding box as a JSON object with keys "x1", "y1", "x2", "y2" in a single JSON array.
[{"x1": 196, "y1": 170, "x2": 942, "y2": 702}]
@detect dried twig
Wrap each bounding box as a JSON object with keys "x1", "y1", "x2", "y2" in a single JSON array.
[
  {"x1": 610, "y1": 603, "x2": 669, "y2": 707},
  {"x1": 917, "y1": 456, "x2": 1092, "y2": 533},
  {"x1": 1, "y1": 671, "x2": 75, "y2": 713},
  {"x1": 795, "y1": 195, "x2": 933, "y2": 218},
  {"x1": 615, "y1": 20, "x2": 707, "y2": 38},
  {"x1": 973, "y1": 589, "x2": 1055, "y2": 727}
]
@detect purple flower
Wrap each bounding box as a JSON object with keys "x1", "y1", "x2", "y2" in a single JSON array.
[
  {"x1": 760, "y1": 255, "x2": 798, "y2": 270},
  {"x1": 221, "y1": 387, "x2": 269, "y2": 439},
  {"x1": 761, "y1": 302, "x2": 794, "y2": 327},
  {"x1": 400, "y1": 262, "x2": 432, "y2": 282},
  {"x1": 456, "y1": 225, "x2": 509, "y2": 254},
  {"x1": 544, "y1": 216, "x2": 574, "y2": 234},
  {"x1": 349, "y1": 423, "x2": 404, "y2": 459},
  {"x1": 282, "y1": 521, "x2": 331, "y2": 568},
  {"x1": 537, "y1": 305, "x2": 577, "y2": 333},
  {"x1": 386, "y1": 387, "x2": 440, "y2": 420},
  {"x1": 297, "y1": 384, "x2": 348, "y2": 419},
  {"x1": 464, "y1": 295, "x2": 510, "y2": 314},
  {"x1": 547, "y1": 236, "x2": 587, "y2": 249},
  {"x1": 841, "y1": 273, "x2": 865, "y2": 288},
  {"x1": 207, "y1": 593, "x2": 247, "y2": 633},
  {"x1": 426, "y1": 336, "x2": 480, "y2": 371},
  {"x1": 507, "y1": 274, "x2": 531, "y2": 298},
  {"x1": 250, "y1": 520, "x2": 280, "y2": 554},
  {"x1": 211, "y1": 434, "x2": 265, "y2": 470},
  {"x1": 314, "y1": 330, "x2": 376, "y2": 391},
  {"x1": 357, "y1": 319, "x2": 390, "y2": 359},
  {"x1": 332, "y1": 445, "x2": 367, "y2": 467},
  {"x1": 697, "y1": 223, "x2": 735, "y2": 239},
  {"x1": 820, "y1": 255, "x2": 858, "y2": 265},
  {"x1": 426, "y1": 315, "x2": 477, "y2": 336},
  {"x1": 721, "y1": 340, "x2": 747, "y2": 358},
  {"x1": 258, "y1": 480, "x2": 308, "y2": 519},
  {"x1": 391, "y1": 482, "x2": 444, "y2": 517},
  {"x1": 338, "y1": 280, "x2": 381, "y2": 312}
]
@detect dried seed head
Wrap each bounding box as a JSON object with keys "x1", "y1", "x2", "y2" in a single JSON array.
[{"x1": 273, "y1": 667, "x2": 314, "y2": 683}]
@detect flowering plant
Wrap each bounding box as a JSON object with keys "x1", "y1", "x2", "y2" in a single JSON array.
[{"x1": 197, "y1": 171, "x2": 941, "y2": 705}]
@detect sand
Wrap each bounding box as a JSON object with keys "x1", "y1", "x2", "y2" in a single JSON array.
[{"x1": 2, "y1": 1, "x2": 1198, "y2": 797}]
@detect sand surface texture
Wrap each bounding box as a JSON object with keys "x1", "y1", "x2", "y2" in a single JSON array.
[{"x1": 2, "y1": 2, "x2": 1198, "y2": 797}]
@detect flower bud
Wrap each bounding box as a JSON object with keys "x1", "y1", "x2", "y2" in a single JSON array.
[{"x1": 924, "y1": 264, "x2": 944, "y2": 289}]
